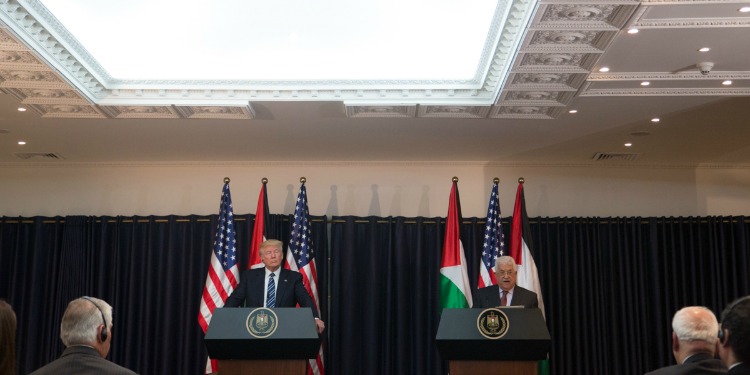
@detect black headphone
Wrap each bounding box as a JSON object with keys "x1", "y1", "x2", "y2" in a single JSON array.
[
  {"x1": 81, "y1": 296, "x2": 108, "y2": 342},
  {"x1": 718, "y1": 296, "x2": 750, "y2": 344}
]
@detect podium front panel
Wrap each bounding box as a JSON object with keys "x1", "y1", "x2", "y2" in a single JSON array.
[
  {"x1": 205, "y1": 307, "x2": 319, "y2": 360},
  {"x1": 436, "y1": 308, "x2": 550, "y2": 361}
]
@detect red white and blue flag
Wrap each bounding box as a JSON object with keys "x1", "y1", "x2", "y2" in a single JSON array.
[
  {"x1": 198, "y1": 181, "x2": 239, "y2": 374},
  {"x1": 478, "y1": 179, "x2": 505, "y2": 288},
  {"x1": 285, "y1": 181, "x2": 324, "y2": 375},
  {"x1": 248, "y1": 179, "x2": 270, "y2": 269}
]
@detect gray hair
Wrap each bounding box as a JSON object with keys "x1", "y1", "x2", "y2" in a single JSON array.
[
  {"x1": 672, "y1": 306, "x2": 719, "y2": 344},
  {"x1": 496, "y1": 256, "x2": 517, "y2": 268},
  {"x1": 60, "y1": 297, "x2": 113, "y2": 346}
]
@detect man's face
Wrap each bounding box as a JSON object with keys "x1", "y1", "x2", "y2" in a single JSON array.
[
  {"x1": 496, "y1": 263, "x2": 517, "y2": 292},
  {"x1": 260, "y1": 245, "x2": 282, "y2": 271}
]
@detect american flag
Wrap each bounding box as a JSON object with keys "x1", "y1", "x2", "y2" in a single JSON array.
[
  {"x1": 198, "y1": 181, "x2": 239, "y2": 374},
  {"x1": 284, "y1": 182, "x2": 324, "y2": 375},
  {"x1": 477, "y1": 180, "x2": 506, "y2": 288}
]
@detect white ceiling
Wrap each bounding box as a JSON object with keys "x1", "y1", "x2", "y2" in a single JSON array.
[{"x1": 0, "y1": 0, "x2": 749, "y2": 165}]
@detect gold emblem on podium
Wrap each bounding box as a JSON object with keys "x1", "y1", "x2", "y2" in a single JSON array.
[
  {"x1": 246, "y1": 307, "x2": 279, "y2": 338},
  {"x1": 477, "y1": 308, "x2": 509, "y2": 339}
]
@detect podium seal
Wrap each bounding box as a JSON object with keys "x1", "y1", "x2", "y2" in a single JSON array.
[
  {"x1": 246, "y1": 307, "x2": 279, "y2": 338},
  {"x1": 477, "y1": 308, "x2": 509, "y2": 339}
]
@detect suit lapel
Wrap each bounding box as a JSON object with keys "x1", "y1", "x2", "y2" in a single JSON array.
[{"x1": 274, "y1": 270, "x2": 289, "y2": 306}]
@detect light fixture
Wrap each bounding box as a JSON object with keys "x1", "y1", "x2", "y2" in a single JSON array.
[
  {"x1": 569, "y1": 109, "x2": 578, "y2": 114},
  {"x1": 641, "y1": 81, "x2": 650, "y2": 86},
  {"x1": 627, "y1": 28, "x2": 639, "y2": 34},
  {"x1": 17, "y1": 107, "x2": 27, "y2": 112},
  {"x1": 698, "y1": 47, "x2": 710, "y2": 52},
  {"x1": 651, "y1": 118, "x2": 660, "y2": 123},
  {"x1": 598, "y1": 67, "x2": 610, "y2": 72},
  {"x1": 18, "y1": 140, "x2": 26, "y2": 145},
  {"x1": 723, "y1": 80, "x2": 733, "y2": 85},
  {"x1": 740, "y1": 6, "x2": 750, "y2": 12},
  {"x1": 624, "y1": 143, "x2": 633, "y2": 147}
]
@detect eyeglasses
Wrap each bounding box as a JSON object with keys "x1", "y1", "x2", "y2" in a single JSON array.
[{"x1": 496, "y1": 271, "x2": 515, "y2": 277}]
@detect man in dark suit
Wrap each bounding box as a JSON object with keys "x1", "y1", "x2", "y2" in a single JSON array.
[
  {"x1": 476, "y1": 256, "x2": 538, "y2": 308},
  {"x1": 718, "y1": 296, "x2": 750, "y2": 375},
  {"x1": 644, "y1": 306, "x2": 726, "y2": 375},
  {"x1": 29, "y1": 297, "x2": 137, "y2": 375},
  {"x1": 225, "y1": 239, "x2": 325, "y2": 334}
]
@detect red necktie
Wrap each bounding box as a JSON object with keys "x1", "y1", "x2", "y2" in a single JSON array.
[{"x1": 501, "y1": 290, "x2": 507, "y2": 306}]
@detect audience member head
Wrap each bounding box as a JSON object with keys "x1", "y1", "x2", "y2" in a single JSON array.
[
  {"x1": 670, "y1": 306, "x2": 719, "y2": 363},
  {"x1": 495, "y1": 256, "x2": 518, "y2": 292},
  {"x1": 718, "y1": 296, "x2": 750, "y2": 367},
  {"x1": 60, "y1": 297, "x2": 114, "y2": 358},
  {"x1": 0, "y1": 300, "x2": 16, "y2": 375},
  {"x1": 260, "y1": 239, "x2": 284, "y2": 271}
]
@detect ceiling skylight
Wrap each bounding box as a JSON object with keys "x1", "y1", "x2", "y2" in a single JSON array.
[{"x1": 41, "y1": 0, "x2": 497, "y2": 80}]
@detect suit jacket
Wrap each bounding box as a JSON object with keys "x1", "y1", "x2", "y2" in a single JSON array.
[
  {"x1": 224, "y1": 268, "x2": 319, "y2": 319},
  {"x1": 644, "y1": 352, "x2": 727, "y2": 375},
  {"x1": 28, "y1": 346, "x2": 137, "y2": 375},
  {"x1": 728, "y1": 363, "x2": 750, "y2": 375},
  {"x1": 476, "y1": 284, "x2": 538, "y2": 308}
]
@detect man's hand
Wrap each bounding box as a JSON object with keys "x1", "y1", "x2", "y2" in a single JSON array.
[{"x1": 315, "y1": 318, "x2": 325, "y2": 334}]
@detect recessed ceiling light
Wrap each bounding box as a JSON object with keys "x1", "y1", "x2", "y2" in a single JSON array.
[
  {"x1": 569, "y1": 109, "x2": 578, "y2": 114},
  {"x1": 627, "y1": 28, "x2": 639, "y2": 34},
  {"x1": 651, "y1": 118, "x2": 660, "y2": 123},
  {"x1": 624, "y1": 142, "x2": 633, "y2": 147},
  {"x1": 641, "y1": 81, "x2": 650, "y2": 86},
  {"x1": 18, "y1": 140, "x2": 26, "y2": 145},
  {"x1": 740, "y1": 6, "x2": 750, "y2": 12},
  {"x1": 17, "y1": 107, "x2": 27, "y2": 112},
  {"x1": 598, "y1": 67, "x2": 610, "y2": 72},
  {"x1": 698, "y1": 47, "x2": 710, "y2": 52},
  {"x1": 723, "y1": 80, "x2": 733, "y2": 85}
]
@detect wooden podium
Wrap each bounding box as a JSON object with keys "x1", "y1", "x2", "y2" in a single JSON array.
[
  {"x1": 436, "y1": 308, "x2": 550, "y2": 375},
  {"x1": 205, "y1": 307, "x2": 319, "y2": 375}
]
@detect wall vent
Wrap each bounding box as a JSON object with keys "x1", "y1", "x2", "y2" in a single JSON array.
[
  {"x1": 13, "y1": 152, "x2": 65, "y2": 160},
  {"x1": 592, "y1": 152, "x2": 639, "y2": 161}
]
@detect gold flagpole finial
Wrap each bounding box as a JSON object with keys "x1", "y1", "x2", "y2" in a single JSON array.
[
  {"x1": 261, "y1": 177, "x2": 268, "y2": 184},
  {"x1": 300, "y1": 177, "x2": 307, "y2": 183},
  {"x1": 493, "y1": 177, "x2": 500, "y2": 184},
  {"x1": 518, "y1": 177, "x2": 525, "y2": 184},
  {"x1": 223, "y1": 177, "x2": 230, "y2": 184},
  {"x1": 452, "y1": 176, "x2": 459, "y2": 182}
]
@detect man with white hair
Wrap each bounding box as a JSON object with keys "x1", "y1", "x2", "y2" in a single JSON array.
[
  {"x1": 476, "y1": 256, "x2": 538, "y2": 308},
  {"x1": 29, "y1": 297, "x2": 137, "y2": 375},
  {"x1": 645, "y1": 306, "x2": 727, "y2": 375}
]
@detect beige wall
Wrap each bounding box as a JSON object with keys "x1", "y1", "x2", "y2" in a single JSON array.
[{"x1": 1, "y1": 162, "x2": 749, "y2": 218}]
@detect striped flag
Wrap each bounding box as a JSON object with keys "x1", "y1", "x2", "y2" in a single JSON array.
[
  {"x1": 248, "y1": 179, "x2": 270, "y2": 269},
  {"x1": 284, "y1": 180, "x2": 324, "y2": 375},
  {"x1": 198, "y1": 180, "x2": 239, "y2": 374},
  {"x1": 510, "y1": 178, "x2": 545, "y2": 318},
  {"x1": 478, "y1": 179, "x2": 505, "y2": 288},
  {"x1": 439, "y1": 178, "x2": 473, "y2": 309}
]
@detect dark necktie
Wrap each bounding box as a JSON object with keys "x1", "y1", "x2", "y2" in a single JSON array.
[
  {"x1": 501, "y1": 290, "x2": 508, "y2": 307},
  {"x1": 266, "y1": 272, "x2": 276, "y2": 308}
]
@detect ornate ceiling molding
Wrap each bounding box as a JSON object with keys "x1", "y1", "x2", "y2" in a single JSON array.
[
  {"x1": 0, "y1": 0, "x2": 747, "y2": 120},
  {"x1": 0, "y1": 0, "x2": 538, "y2": 108}
]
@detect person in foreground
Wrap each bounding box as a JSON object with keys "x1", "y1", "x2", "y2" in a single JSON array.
[
  {"x1": 29, "y1": 297, "x2": 137, "y2": 375},
  {"x1": 0, "y1": 300, "x2": 16, "y2": 375},
  {"x1": 718, "y1": 296, "x2": 750, "y2": 375},
  {"x1": 225, "y1": 239, "x2": 325, "y2": 334},
  {"x1": 476, "y1": 256, "x2": 538, "y2": 308},
  {"x1": 644, "y1": 306, "x2": 726, "y2": 375}
]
